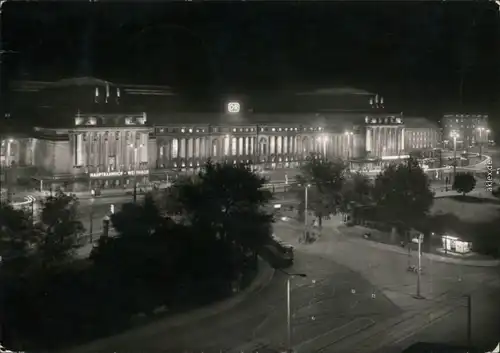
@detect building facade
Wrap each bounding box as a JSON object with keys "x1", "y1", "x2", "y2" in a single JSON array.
[
  {"x1": 3, "y1": 77, "x2": 426, "y2": 192},
  {"x1": 403, "y1": 117, "x2": 441, "y2": 153},
  {"x1": 440, "y1": 113, "x2": 489, "y2": 150}
]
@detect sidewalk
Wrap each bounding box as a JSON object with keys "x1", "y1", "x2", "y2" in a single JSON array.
[
  {"x1": 338, "y1": 224, "x2": 500, "y2": 267},
  {"x1": 276, "y1": 211, "x2": 500, "y2": 267},
  {"x1": 29, "y1": 188, "x2": 148, "y2": 200},
  {"x1": 64, "y1": 257, "x2": 275, "y2": 353}
]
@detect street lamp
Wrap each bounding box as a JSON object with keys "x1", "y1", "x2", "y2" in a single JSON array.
[
  {"x1": 303, "y1": 183, "x2": 311, "y2": 234},
  {"x1": 0, "y1": 138, "x2": 15, "y2": 203},
  {"x1": 415, "y1": 233, "x2": 424, "y2": 299},
  {"x1": 89, "y1": 189, "x2": 95, "y2": 243},
  {"x1": 450, "y1": 130, "x2": 459, "y2": 187},
  {"x1": 477, "y1": 127, "x2": 485, "y2": 159},
  {"x1": 344, "y1": 131, "x2": 353, "y2": 168},
  {"x1": 129, "y1": 143, "x2": 144, "y2": 203},
  {"x1": 279, "y1": 269, "x2": 307, "y2": 353}
]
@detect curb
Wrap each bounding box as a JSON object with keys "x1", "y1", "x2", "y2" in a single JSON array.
[
  {"x1": 64, "y1": 257, "x2": 275, "y2": 353},
  {"x1": 338, "y1": 227, "x2": 500, "y2": 267}
]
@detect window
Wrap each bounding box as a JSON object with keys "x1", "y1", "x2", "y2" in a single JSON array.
[
  {"x1": 224, "y1": 136, "x2": 230, "y2": 156},
  {"x1": 231, "y1": 137, "x2": 237, "y2": 155},
  {"x1": 171, "y1": 139, "x2": 179, "y2": 158},
  {"x1": 212, "y1": 140, "x2": 218, "y2": 156}
]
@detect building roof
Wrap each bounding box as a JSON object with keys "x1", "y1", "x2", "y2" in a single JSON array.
[
  {"x1": 47, "y1": 76, "x2": 115, "y2": 88},
  {"x1": 403, "y1": 117, "x2": 439, "y2": 129},
  {"x1": 296, "y1": 87, "x2": 374, "y2": 96},
  {"x1": 443, "y1": 112, "x2": 489, "y2": 119},
  {"x1": 10, "y1": 79, "x2": 174, "y2": 95},
  {"x1": 149, "y1": 112, "x2": 365, "y2": 128}
]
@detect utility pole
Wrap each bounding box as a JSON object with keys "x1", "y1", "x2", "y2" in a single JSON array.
[
  {"x1": 413, "y1": 234, "x2": 425, "y2": 300},
  {"x1": 280, "y1": 270, "x2": 307, "y2": 353},
  {"x1": 133, "y1": 147, "x2": 138, "y2": 203},
  {"x1": 89, "y1": 192, "x2": 95, "y2": 243},
  {"x1": 466, "y1": 294, "x2": 472, "y2": 347}
]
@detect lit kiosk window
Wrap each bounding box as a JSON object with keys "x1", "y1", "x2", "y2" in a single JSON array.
[{"x1": 227, "y1": 101, "x2": 241, "y2": 114}]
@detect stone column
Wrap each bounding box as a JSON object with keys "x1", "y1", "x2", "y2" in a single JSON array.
[
  {"x1": 401, "y1": 128, "x2": 405, "y2": 154},
  {"x1": 366, "y1": 127, "x2": 371, "y2": 154},
  {"x1": 104, "y1": 133, "x2": 109, "y2": 170}
]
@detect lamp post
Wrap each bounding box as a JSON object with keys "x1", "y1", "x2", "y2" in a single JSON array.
[
  {"x1": 415, "y1": 233, "x2": 424, "y2": 299},
  {"x1": 465, "y1": 294, "x2": 472, "y2": 347},
  {"x1": 344, "y1": 131, "x2": 353, "y2": 169},
  {"x1": 0, "y1": 138, "x2": 3, "y2": 204},
  {"x1": 279, "y1": 269, "x2": 307, "y2": 353},
  {"x1": 1, "y1": 138, "x2": 14, "y2": 203},
  {"x1": 477, "y1": 127, "x2": 485, "y2": 159},
  {"x1": 89, "y1": 190, "x2": 95, "y2": 243},
  {"x1": 303, "y1": 183, "x2": 311, "y2": 234},
  {"x1": 450, "y1": 130, "x2": 459, "y2": 186},
  {"x1": 129, "y1": 143, "x2": 144, "y2": 203}
]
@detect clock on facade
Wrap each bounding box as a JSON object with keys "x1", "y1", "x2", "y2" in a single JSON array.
[{"x1": 227, "y1": 101, "x2": 241, "y2": 114}]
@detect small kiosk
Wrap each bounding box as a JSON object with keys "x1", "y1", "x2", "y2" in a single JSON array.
[{"x1": 441, "y1": 235, "x2": 472, "y2": 255}]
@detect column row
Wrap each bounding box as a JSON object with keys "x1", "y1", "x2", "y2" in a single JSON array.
[
  {"x1": 366, "y1": 127, "x2": 403, "y2": 158},
  {"x1": 73, "y1": 131, "x2": 149, "y2": 171},
  {"x1": 157, "y1": 133, "x2": 360, "y2": 164}
]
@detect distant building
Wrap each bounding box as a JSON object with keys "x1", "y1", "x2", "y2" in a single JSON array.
[
  {"x1": 440, "y1": 113, "x2": 489, "y2": 150},
  {"x1": 3, "y1": 77, "x2": 409, "y2": 192},
  {"x1": 403, "y1": 117, "x2": 441, "y2": 154}
]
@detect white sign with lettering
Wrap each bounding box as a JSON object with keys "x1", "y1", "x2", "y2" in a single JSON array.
[
  {"x1": 90, "y1": 171, "x2": 124, "y2": 178},
  {"x1": 128, "y1": 170, "x2": 150, "y2": 176},
  {"x1": 89, "y1": 170, "x2": 150, "y2": 178}
]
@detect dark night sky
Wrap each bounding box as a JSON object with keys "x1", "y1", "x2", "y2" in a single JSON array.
[{"x1": 2, "y1": 1, "x2": 500, "y2": 115}]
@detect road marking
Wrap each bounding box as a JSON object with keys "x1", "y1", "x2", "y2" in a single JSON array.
[
  {"x1": 295, "y1": 317, "x2": 375, "y2": 352},
  {"x1": 354, "y1": 304, "x2": 456, "y2": 353}
]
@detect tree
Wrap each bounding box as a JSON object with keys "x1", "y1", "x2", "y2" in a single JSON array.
[
  {"x1": 157, "y1": 183, "x2": 186, "y2": 219},
  {"x1": 453, "y1": 172, "x2": 476, "y2": 196},
  {"x1": 372, "y1": 158, "x2": 434, "y2": 240},
  {"x1": 0, "y1": 202, "x2": 37, "y2": 275},
  {"x1": 339, "y1": 171, "x2": 373, "y2": 214},
  {"x1": 172, "y1": 162, "x2": 273, "y2": 266},
  {"x1": 34, "y1": 190, "x2": 84, "y2": 270},
  {"x1": 110, "y1": 193, "x2": 166, "y2": 238},
  {"x1": 0, "y1": 192, "x2": 85, "y2": 350},
  {"x1": 296, "y1": 156, "x2": 347, "y2": 227}
]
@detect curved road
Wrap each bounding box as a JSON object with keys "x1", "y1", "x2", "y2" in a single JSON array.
[
  {"x1": 68, "y1": 218, "x2": 500, "y2": 353},
  {"x1": 67, "y1": 170, "x2": 500, "y2": 351},
  {"x1": 273, "y1": 220, "x2": 500, "y2": 352},
  {"x1": 68, "y1": 251, "x2": 400, "y2": 353}
]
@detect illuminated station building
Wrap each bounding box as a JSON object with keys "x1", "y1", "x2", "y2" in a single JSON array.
[{"x1": 3, "y1": 77, "x2": 436, "y2": 191}]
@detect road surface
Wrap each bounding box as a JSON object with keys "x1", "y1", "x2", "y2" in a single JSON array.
[
  {"x1": 273, "y1": 219, "x2": 500, "y2": 352},
  {"x1": 67, "y1": 251, "x2": 400, "y2": 353},
  {"x1": 68, "y1": 217, "x2": 500, "y2": 353},
  {"x1": 373, "y1": 282, "x2": 500, "y2": 353}
]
